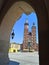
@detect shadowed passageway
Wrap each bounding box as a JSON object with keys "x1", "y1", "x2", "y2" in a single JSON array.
[{"x1": 7, "y1": 61, "x2": 20, "y2": 65}]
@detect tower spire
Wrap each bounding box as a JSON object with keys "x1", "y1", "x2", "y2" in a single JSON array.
[
  {"x1": 25, "y1": 18, "x2": 28, "y2": 23},
  {"x1": 24, "y1": 18, "x2": 29, "y2": 25}
]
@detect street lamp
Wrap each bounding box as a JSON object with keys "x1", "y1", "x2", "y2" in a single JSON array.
[{"x1": 11, "y1": 30, "x2": 15, "y2": 39}]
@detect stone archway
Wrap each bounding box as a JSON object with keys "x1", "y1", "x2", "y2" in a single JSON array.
[
  {"x1": 0, "y1": 1, "x2": 34, "y2": 41},
  {"x1": 0, "y1": 1, "x2": 35, "y2": 65},
  {"x1": 0, "y1": 0, "x2": 49, "y2": 65}
]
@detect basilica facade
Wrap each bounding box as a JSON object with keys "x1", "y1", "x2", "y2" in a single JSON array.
[{"x1": 22, "y1": 19, "x2": 38, "y2": 51}]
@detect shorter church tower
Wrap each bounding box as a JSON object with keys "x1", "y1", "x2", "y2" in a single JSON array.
[{"x1": 31, "y1": 23, "x2": 38, "y2": 50}]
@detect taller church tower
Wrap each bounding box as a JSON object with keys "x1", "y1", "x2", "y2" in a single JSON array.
[{"x1": 23, "y1": 19, "x2": 29, "y2": 50}]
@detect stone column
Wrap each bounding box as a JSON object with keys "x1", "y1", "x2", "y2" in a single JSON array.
[{"x1": 0, "y1": 40, "x2": 9, "y2": 65}]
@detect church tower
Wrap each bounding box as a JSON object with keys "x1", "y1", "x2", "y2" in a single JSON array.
[
  {"x1": 31, "y1": 23, "x2": 36, "y2": 50},
  {"x1": 23, "y1": 19, "x2": 29, "y2": 50}
]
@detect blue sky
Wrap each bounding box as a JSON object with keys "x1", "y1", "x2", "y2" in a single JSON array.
[{"x1": 10, "y1": 12, "x2": 39, "y2": 44}]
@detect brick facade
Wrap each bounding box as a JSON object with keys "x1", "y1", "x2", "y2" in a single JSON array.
[{"x1": 22, "y1": 19, "x2": 38, "y2": 51}]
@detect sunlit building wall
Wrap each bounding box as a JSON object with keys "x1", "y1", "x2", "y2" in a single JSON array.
[{"x1": 9, "y1": 43, "x2": 21, "y2": 52}]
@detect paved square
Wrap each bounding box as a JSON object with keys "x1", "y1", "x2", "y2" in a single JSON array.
[{"x1": 8, "y1": 52, "x2": 39, "y2": 65}]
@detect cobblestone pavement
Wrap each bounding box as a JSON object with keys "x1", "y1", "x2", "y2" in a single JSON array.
[{"x1": 8, "y1": 52, "x2": 39, "y2": 65}]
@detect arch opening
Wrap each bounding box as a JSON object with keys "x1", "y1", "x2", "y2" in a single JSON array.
[{"x1": 9, "y1": 11, "x2": 39, "y2": 65}]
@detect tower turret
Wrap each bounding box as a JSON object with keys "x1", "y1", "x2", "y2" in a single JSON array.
[{"x1": 24, "y1": 19, "x2": 29, "y2": 29}]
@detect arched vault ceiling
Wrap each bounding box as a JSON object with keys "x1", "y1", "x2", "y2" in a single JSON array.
[{"x1": 0, "y1": 1, "x2": 34, "y2": 41}]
